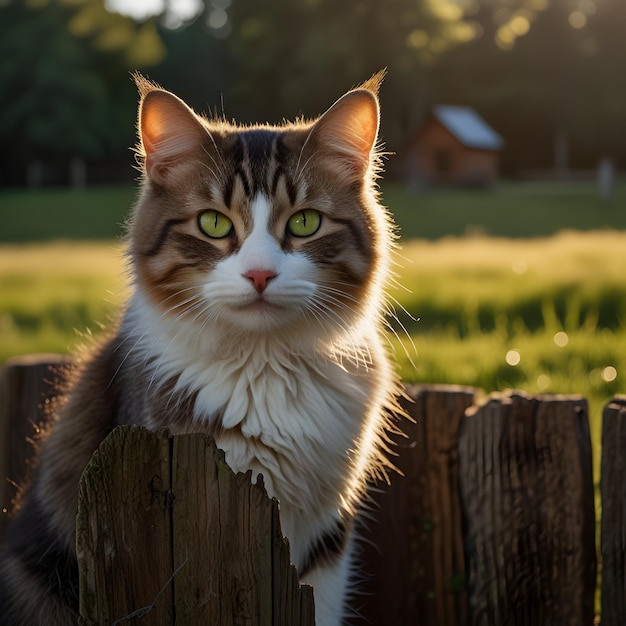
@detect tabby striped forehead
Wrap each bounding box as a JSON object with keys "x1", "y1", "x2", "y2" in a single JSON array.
[{"x1": 220, "y1": 129, "x2": 300, "y2": 212}]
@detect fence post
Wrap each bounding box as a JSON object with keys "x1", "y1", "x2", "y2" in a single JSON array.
[
  {"x1": 0, "y1": 357, "x2": 605, "y2": 624},
  {"x1": 354, "y1": 384, "x2": 476, "y2": 625},
  {"x1": 76, "y1": 425, "x2": 315, "y2": 625},
  {"x1": 458, "y1": 391, "x2": 596, "y2": 626},
  {"x1": 600, "y1": 395, "x2": 626, "y2": 625},
  {"x1": 0, "y1": 354, "x2": 72, "y2": 539}
]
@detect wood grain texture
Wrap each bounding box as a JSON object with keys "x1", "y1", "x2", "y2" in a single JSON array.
[
  {"x1": 458, "y1": 391, "x2": 596, "y2": 626},
  {"x1": 354, "y1": 384, "x2": 475, "y2": 625},
  {"x1": 2, "y1": 357, "x2": 605, "y2": 623},
  {"x1": 77, "y1": 426, "x2": 173, "y2": 625},
  {"x1": 0, "y1": 354, "x2": 72, "y2": 539},
  {"x1": 600, "y1": 395, "x2": 626, "y2": 625},
  {"x1": 76, "y1": 426, "x2": 314, "y2": 625}
]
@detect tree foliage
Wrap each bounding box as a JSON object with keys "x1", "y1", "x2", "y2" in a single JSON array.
[
  {"x1": 0, "y1": 0, "x2": 163, "y2": 184},
  {"x1": 1, "y1": 0, "x2": 624, "y2": 184},
  {"x1": 433, "y1": 0, "x2": 626, "y2": 170},
  {"x1": 222, "y1": 0, "x2": 480, "y2": 145}
]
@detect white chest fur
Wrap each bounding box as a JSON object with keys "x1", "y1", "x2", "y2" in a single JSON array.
[{"x1": 123, "y1": 293, "x2": 381, "y2": 566}]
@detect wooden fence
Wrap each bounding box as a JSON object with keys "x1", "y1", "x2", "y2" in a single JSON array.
[{"x1": 0, "y1": 354, "x2": 624, "y2": 624}]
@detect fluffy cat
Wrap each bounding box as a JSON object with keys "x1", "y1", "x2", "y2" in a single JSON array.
[{"x1": 0, "y1": 73, "x2": 399, "y2": 625}]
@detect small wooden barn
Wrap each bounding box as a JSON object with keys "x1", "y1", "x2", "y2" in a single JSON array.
[{"x1": 402, "y1": 105, "x2": 504, "y2": 187}]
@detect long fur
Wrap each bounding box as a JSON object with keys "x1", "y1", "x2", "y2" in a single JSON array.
[{"x1": 0, "y1": 75, "x2": 400, "y2": 626}]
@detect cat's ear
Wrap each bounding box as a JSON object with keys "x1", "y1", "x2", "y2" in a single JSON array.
[
  {"x1": 306, "y1": 83, "x2": 381, "y2": 180},
  {"x1": 136, "y1": 79, "x2": 209, "y2": 184}
]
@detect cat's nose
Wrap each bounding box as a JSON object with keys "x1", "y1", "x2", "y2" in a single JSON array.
[{"x1": 244, "y1": 269, "x2": 277, "y2": 293}]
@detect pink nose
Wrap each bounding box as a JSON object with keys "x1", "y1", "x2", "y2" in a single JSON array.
[{"x1": 244, "y1": 269, "x2": 277, "y2": 293}]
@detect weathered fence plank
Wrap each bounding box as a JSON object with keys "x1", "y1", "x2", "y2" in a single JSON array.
[
  {"x1": 355, "y1": 384, "x2": 475, "y2": 625},
  {"x1": 0, "y1": 354, "x2": 72, "y2": 539},
  {"x1": 77, "y1": 426, "x2": 173, "y2": 625},
  {"x1": 458, "y1": 392, "x2": 596, "y2": 626},
  {"x1": 0, "y1": 356, "x2": 611, "y2": 624},
  {"x1": 600, "y1": 395, "x2": 626, "y2": 625},
  {"x1": 76, "y1": 426, "x2": 315, "y2": 626}
]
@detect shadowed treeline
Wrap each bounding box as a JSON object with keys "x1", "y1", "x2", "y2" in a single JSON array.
[{"x1": 1, "y1": 0, "x2": 625, "y2": 186}]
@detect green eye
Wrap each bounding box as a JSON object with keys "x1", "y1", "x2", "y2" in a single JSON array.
[
  {"x1": 198, "y1": 210, "x2": 233, "y2": 239},
  {"x1": 287, "y1": 210, "x2": 322, "y2": 238}
]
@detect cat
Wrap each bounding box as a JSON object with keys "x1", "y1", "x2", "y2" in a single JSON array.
[{"x1": 0, "y1": 73, "x2": 399, "y2": 625}]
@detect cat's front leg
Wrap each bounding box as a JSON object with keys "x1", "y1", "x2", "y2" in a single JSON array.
[{"x1": 300, "y1": 530, "x2": 356, "y2": 626}]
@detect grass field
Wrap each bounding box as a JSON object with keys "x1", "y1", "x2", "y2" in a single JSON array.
[
  {"x1": 1, "y1": 181, "x2": 624, "y2": 478},
  {"x1": 1, "y1": 179, "x2": 626, "y2": 242},
  {"x1": 0, "y1": 186, "x2": 136, "y2": 242},
  {"x1": 1, "y1": 233, "x2": 623, "y2": 451},
  {"x1": 386, "y1": 179, "x2": 626, "y2": 239},
  {"x1": 390, "y1": 232, "x2": 625, "y2": 459}
]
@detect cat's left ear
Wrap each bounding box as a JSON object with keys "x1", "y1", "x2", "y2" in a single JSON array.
[
  {"x1": 136, "y1": 78, "x2": 210, "y2": 185},
  {"x1": 306, "y1": 78, "x2": 382, "y2": 181}
]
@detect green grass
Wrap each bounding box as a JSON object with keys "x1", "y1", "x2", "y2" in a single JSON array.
[
  {"x1": 1, "y1": 182, "x2": 625, "y2": 479},
  {"x1": 0, "y1": 242, "x2": 127, "y2": 359},
  {"x1": 394, "y1": 230, "x2": 624, "y2": 413},
  {"x1": 0, "y1": 186, "x2": 136, "y2": 242},
  {"x1": 385, "y1": 179, "x2": 626, "y2": 239},
  {"x1": 1, "y1": 179, "x2": 626, "y2": 242},
  {"x1": 1, "y1": 232, "x2": 622, "y2": 419}
]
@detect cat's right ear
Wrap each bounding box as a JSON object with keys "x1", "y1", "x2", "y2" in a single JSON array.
[{"x1": 136, "y1": 79, "x2": 210, "y2": 185}]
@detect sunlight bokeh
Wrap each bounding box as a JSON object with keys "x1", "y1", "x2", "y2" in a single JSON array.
[{"x1": 106, "y1": 0, "x2": 202, "y2": 22}]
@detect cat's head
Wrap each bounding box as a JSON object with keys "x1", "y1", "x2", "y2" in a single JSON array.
[{"x1": 128, "y1": 74, "x2": 394, "y2": 341}]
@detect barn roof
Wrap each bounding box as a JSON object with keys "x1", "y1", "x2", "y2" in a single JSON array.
[{"x1": 432, "y1": 105, "x2": 504, "y2": 151}]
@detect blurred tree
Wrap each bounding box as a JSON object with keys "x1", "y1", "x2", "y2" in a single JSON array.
[
  {"x1": 430, "y1": 0, "x2": 626, "y2": 173},
  {"x1": 146, "y1": 17, "x2": 232, "y2": 118},
  {"x1": 579, "y1": 0, "x2": 626, "y2": 166},
  {"x1": 146, "y1": 0, "x2": 622, "y2": 172},
  {"x1": 215, "y1": 0, "x2": 479, "y2": 148},
  {"x1": 2, "y1": 0, "x2": 622, "y2": 184},
  {"x1": 67, "y1": 0, "x2": 165, "y2": 67},
  {"x1": 0, "y1": 0, "x2": 165, "y2": 185}
]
